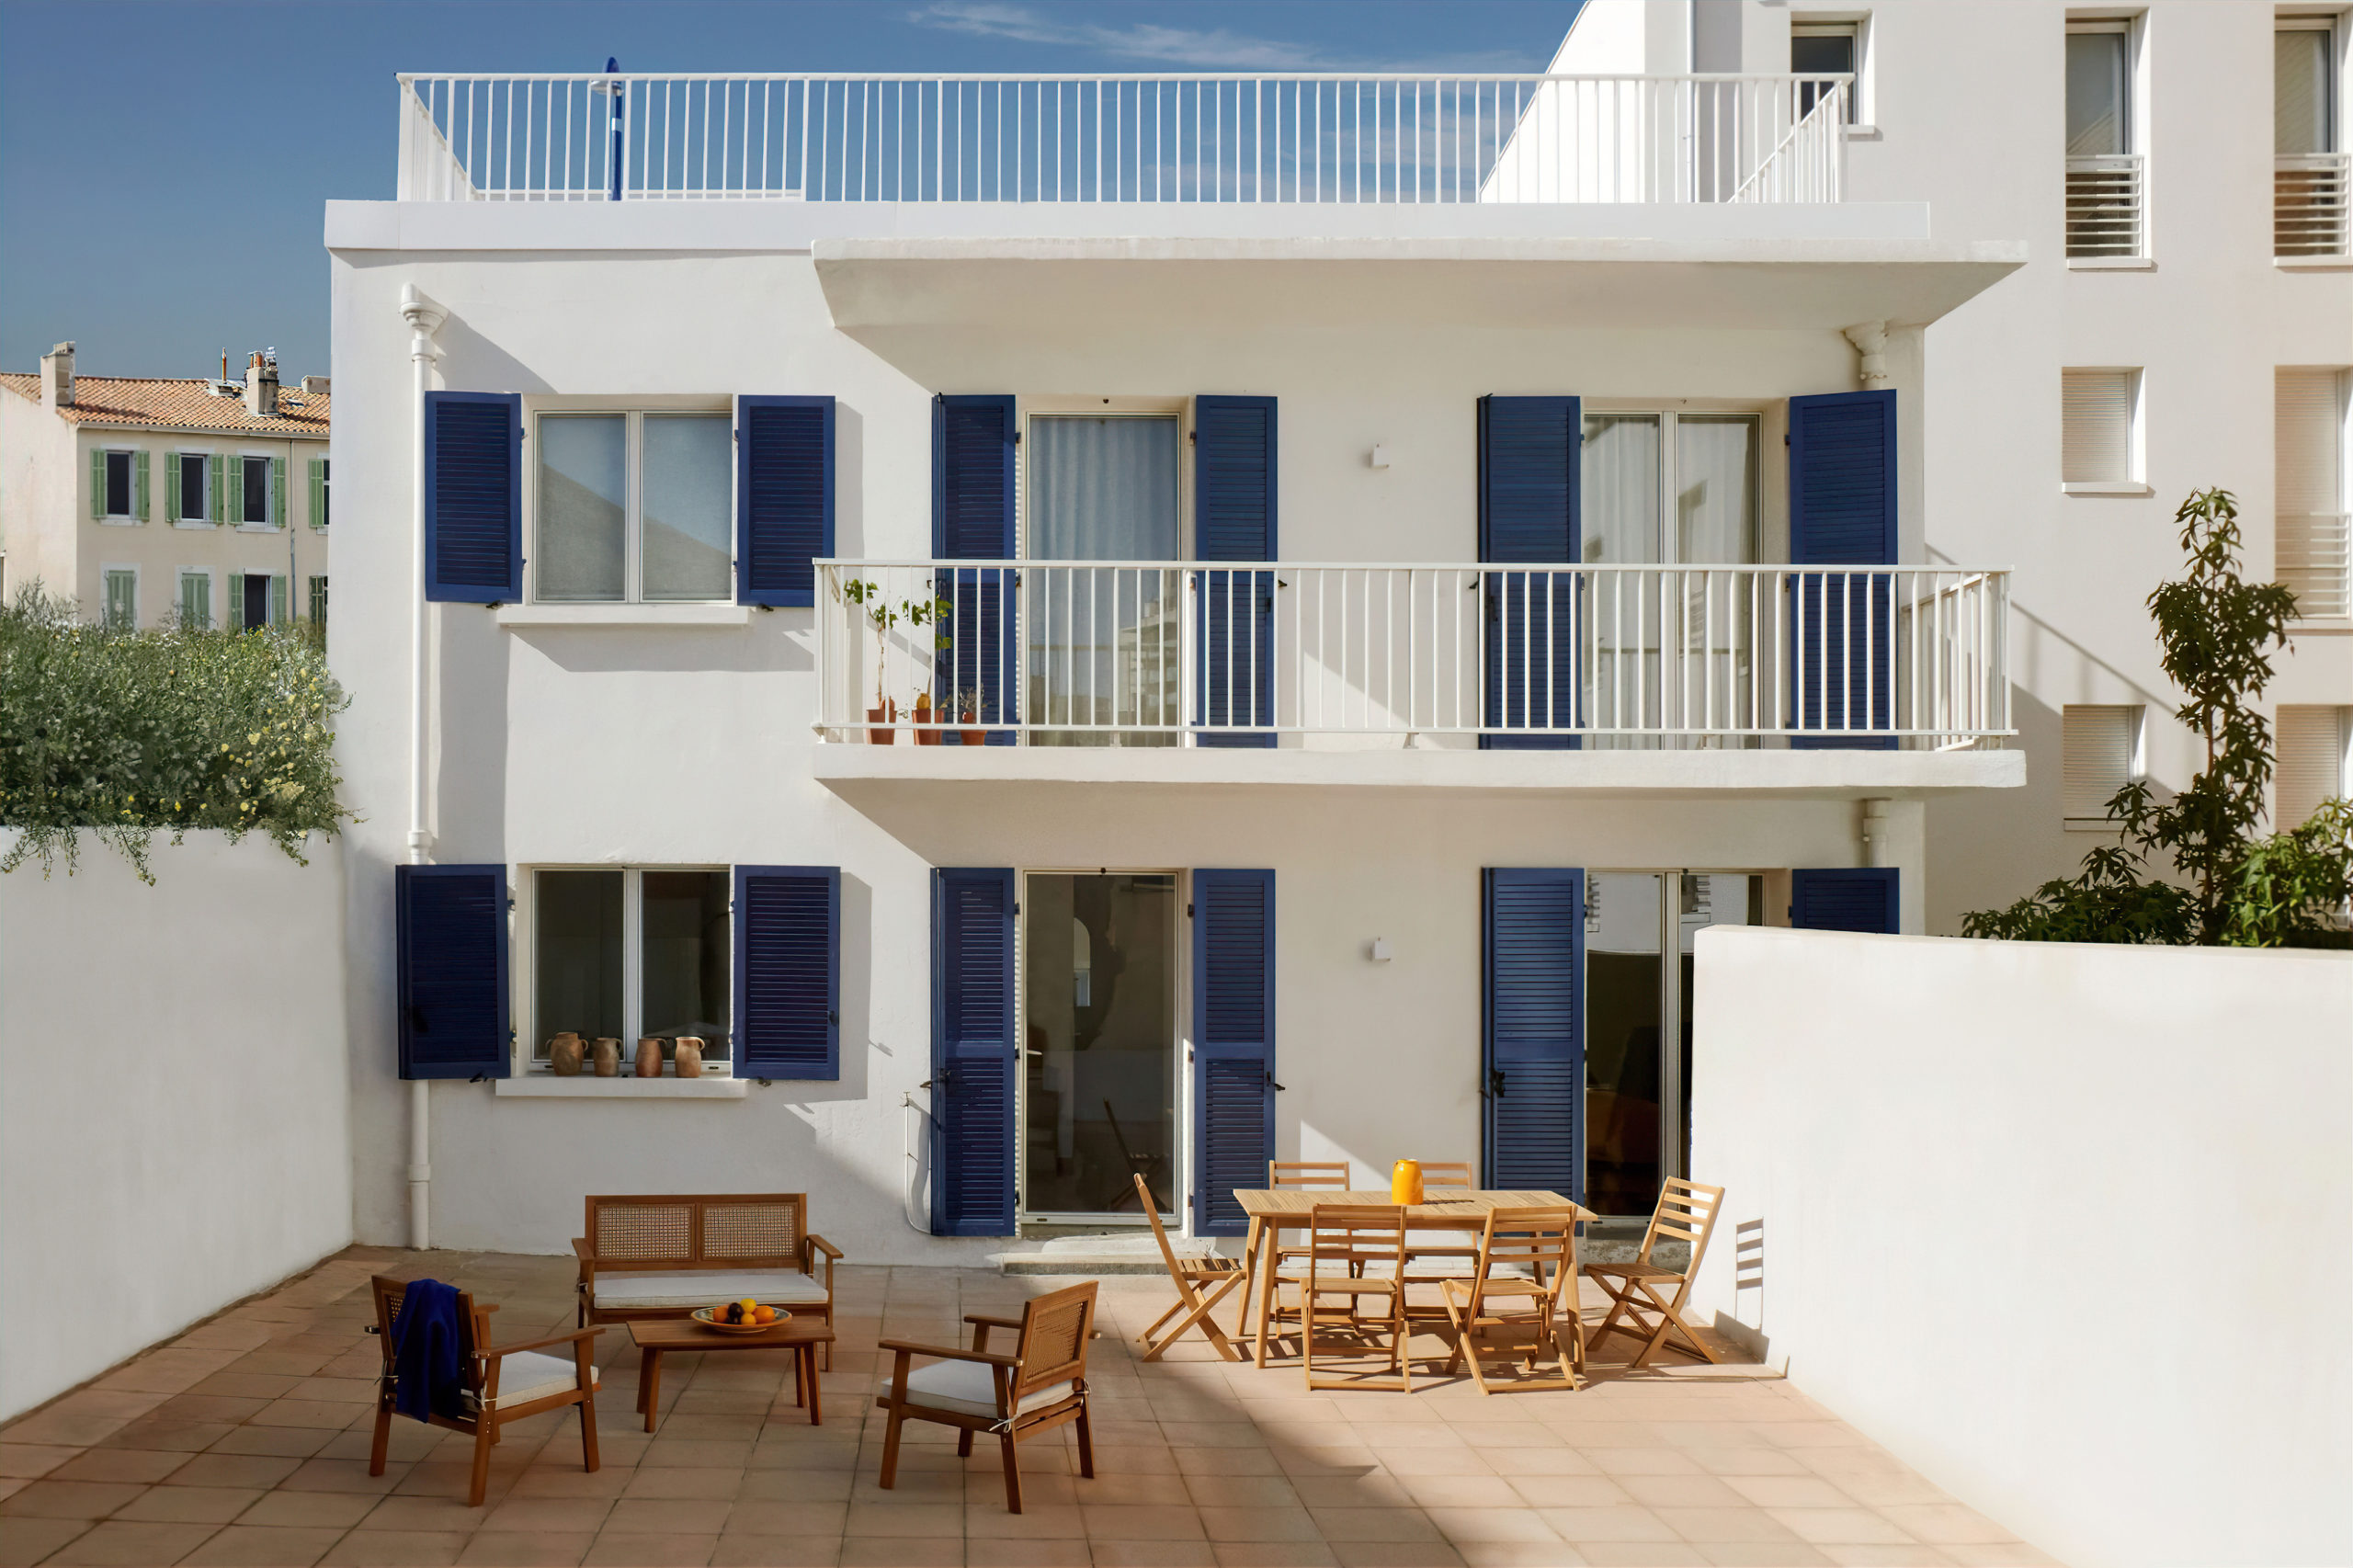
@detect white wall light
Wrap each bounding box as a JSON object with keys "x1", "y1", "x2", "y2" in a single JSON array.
[
  {"x1": 1369, "y1": 443, "x2": 1390, "y2": 470},
  {"x1": 1369, "y1": 937, "x2": 1393, "y2": 962}
]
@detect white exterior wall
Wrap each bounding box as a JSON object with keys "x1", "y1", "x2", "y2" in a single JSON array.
[
  {"x1": 0, "y1": 833, "x2": 351, "y2": 1422},
  {"x1": 1686, "y1": 927, "x2": 2353, "y2": 1568}
]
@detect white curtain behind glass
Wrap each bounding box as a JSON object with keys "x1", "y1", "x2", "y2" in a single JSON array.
[
  {"x1": 1028, "y1": 416, "x2": 1181, "y2": 744},
  {"x1": 1029, "y1": 417, "x2": 1179, "y2": 558}
]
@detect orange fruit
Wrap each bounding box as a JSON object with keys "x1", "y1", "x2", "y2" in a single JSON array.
[{"x1": 754, "y1": 1306, "x2": 776, "y2": 1324}]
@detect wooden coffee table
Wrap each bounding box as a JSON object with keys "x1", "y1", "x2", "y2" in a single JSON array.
[{"x1": 628, "y1": 1316, "x2": 836, "y2": 1432}]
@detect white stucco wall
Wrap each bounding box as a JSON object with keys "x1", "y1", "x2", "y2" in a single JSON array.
[
  {"x1": 1687, "y1": 927, "x2": 2353, "y2": 1568},
  {"x1": 0, "y1": 832, "x2": 352, "y2": 1422}
]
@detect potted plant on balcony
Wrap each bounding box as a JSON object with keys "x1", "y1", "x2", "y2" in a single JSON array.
[
  {"x1": 904, "y1": 594, "x2": 951, "y2": 744},
  {"x1": 957, "y1": 687, "x2": 985, "y2": 747},
  {"x1": 842, "y1": 578, "x2": 900, "y2": 743}
]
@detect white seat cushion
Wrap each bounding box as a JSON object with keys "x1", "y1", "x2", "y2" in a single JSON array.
[
  {"x1": 898, "y1": 1358, "x2": 1074, "y2": 1420},
  {"x1": 589, "y1": 1269, "x2": 828, "y2": 1310},
  {"x1": 469, "y1": 1351, "x2": 597, "y2": 1411}
]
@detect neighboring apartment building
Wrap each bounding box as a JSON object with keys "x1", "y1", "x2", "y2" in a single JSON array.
[
  {"x1": 329, "y1": 0, "x2": 2348, "y2": 1261},
  {"x1": 0, "y1": 344, "x2": 331, "y2": 631}
]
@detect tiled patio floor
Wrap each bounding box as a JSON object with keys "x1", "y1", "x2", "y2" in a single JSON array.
[{"x1": 0, "y1": 1249, "x2": 2054, "y2": 1568}]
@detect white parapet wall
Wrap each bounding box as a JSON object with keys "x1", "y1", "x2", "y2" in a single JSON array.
[
  {"x1": 0, "y1": 832, "x2": 352, "y2": 1422},
  {"x1": 1687, "y1": 926, "x2": 2353, "y2": 1568}
]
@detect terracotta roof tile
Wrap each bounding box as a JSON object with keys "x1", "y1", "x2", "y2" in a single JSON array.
[{"x1": 0, "y1": 372, "x2": 328, "y2": 437}]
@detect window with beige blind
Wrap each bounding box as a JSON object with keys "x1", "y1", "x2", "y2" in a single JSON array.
[
  {"x1": 2276, "y1": 707, "x2": 2352, "y2": 828},
  {"x1": 2063, "y1": 704, "x2": 2143, "y2": 828},
  {"x1": 2277, "y1": 369, "x2": 2349, "y2": 619},
  {"x1": 2063, "y1": 369, "x2": 2143, "y2": 491}
]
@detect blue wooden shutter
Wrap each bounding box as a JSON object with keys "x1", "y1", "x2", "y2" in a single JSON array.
[
  {"x1": 736, "y1": 396, "x2": 834, "y2": 608},
  {"x1": 396, "y1": 864, "x2": 509, "y2": 1079},
  {"x1": 733, "y1": 866, "x2": 839, "y2": 1078},
  {"x1": 1790, "y1": 869, "x2": 1900, "y2": 933},
  {"x1": 1192, "y1": 869, "x2": 1275, "y2": 1237},
  {"x1": 931, "y1": 868, "x2": 1017, "y2": 1235},
  {"x1": 1789, "y1": 390, "x2": 1895, "y2": 751},
  {"x1": 933, "y1": 396, "x2": 1017, "y2": 744},
  {"x1": 425, "y1": 392, "x2": 522, "y2": 603},
  {"x1": 1480, "y1": 397, "x2": 1582, "y2": 752},
  {"x1": 1194, "y1": 396, "x2": 1277, "y2": 749},
  {"x1": 1483, "y1": 869, "x2": 1583, "y2": 1196}
]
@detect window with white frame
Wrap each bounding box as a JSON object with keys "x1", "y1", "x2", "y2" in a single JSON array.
[
  {"x1": 534, "y1": 410, "x2": 732, "y2": 603},
  {"x1": 2277, "y1": 17, "x2": 2345, "y2": 257},
  {"x1": 2277, "y1": 368, "x2": 2349, "y2": 619},
  {"x1": 530, "y1": 868, "x2": 732, "y2": 1067},
  {"x1": 97, "y1": 449, "x2": 143, "y2": 520},
  {"x1": 2063, "y1": 703, "x2": 2144, "y2": 826},
  {"x1": 102, "y1": 567, "x2": 138, "y2": 631},
  {"x1": 236, "y1": 455, "x2": 277, "y2": 528},
  {"x1": 176, "y1": 568, "x2": 212, "y2": 630},
  {"x1": 2277, "y1": 706, "x2": 2352, "y2": 827},
  {"x1": 2063, "y1": 369, "x2": 2143, "y2": 489},
  {"x1": 2066, "y1": 17, "x2": 2143, "y2": 259},
  {"x1": 1791, "y1": 18, "x2": 1865, "y2": 123},
  {"x1": 171, "y1": 452, "x2": 210, "y2": 524}
]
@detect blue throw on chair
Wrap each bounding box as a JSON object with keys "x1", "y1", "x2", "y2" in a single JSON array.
[{"x1": 390, "y1": 1278, "x2": 467, "y2": 1422}]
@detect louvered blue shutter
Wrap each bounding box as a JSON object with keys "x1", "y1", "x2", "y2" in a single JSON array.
[
  {"x1": 733, "y1": 866, "x2": 839, "y2": 1078},
  {"x1": 1483, "y1": 869, "x2": 1583, "y2": 1197},
  {"x1": 1194, "y1": 396, "x2": 1277, "y2": 749},
  {"x1": 1790, "y1": 869, "x2": 1900, "y2": 933},
  {"x1": 931, "y1": 868, "x2": 1017, "y2": 1235},
  {"x1": 1480, "y1": 397, "x2": 1581, "y2": 752},
  {"x1": 1192, "y1": 869, "x2": 1275, "y2": 1236},
  {"x1": 425, "y1": 392, "x2": 522, "y2": 603},
  {"x1": 736, "y1": 396, "x2": 833, "y2": 608},
  {"x1": 1789, "y1": 390, "x2": 1895, "y2": 751},
  {"x1": 396, "y1": 864, "x2": 509, "y2": 1079},
  {"x1": 933, "y1": 396, "x2": 1017, "y2": 744}
]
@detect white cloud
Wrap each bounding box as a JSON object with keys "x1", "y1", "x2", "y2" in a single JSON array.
[{"x1": 906, "y1": 1, "x2": 1529, "y2": 72}]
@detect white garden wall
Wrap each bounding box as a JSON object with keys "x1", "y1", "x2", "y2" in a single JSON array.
[
  {"x1": 1688, "y1": 927, "x2": 2353, "y2": 1568},
  {"x1": 0, "y1": 832, "x2": 351, "y2": 1421}
]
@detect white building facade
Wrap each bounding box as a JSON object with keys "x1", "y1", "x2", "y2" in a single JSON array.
[{"x1": 328, "y1": 0, "x2": 2347, "y2": 1260}]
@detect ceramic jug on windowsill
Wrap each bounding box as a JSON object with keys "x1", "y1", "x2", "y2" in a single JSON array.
[
  {"x1": 674, "y1": 1037, "x2": 704, "y2": 1078},
  {"x1": 549, "y1": 1032, "x2": 585, "y2": 1075},
  {"x1": 635, "y1": 1037, "x2": 664, "y2": 1077},
  {"x1": 591, "y1": 1037, "x2": 621, "y2": 1076}
]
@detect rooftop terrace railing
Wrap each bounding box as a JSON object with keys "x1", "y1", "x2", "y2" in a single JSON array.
[{"x1": 394, "y1": 73, "x2": 1850, "y2": 205}]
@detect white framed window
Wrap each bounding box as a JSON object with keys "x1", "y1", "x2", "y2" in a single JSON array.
[
  {"x1": 1580, "y1": 410, "x2": 1763, "y2": 565},
  {"x1": 2063, "y1": 703, "x2": 2145, "y2": 827},
  {"x1": 308, "y1": 574, "x2": 328, "y2": 630},
  {"x1": 2277, "y1": 706, "x2": 2353, "y2": 827},
  {"x1": 2276, "y1": 17, "x2": 2345, "y2": 258},
  {"x1": 2278, "y1": 367, "x2": 2350, "y2": 619},
  {"x1": 2066, "y1": 16, "x2": 2147, "y2": 261},
  {"x1": 101, "y1": 566, "x2": 138, "y2": 631},
  {"x1": 170, "y1": 451, "x2": 210, "y2": 525},
  {"x1": 233, "y1": 454, "x2": 280, "y2": 528},
  {"x1": 1791, "y1": 17, "x2": 1868, "y2": 125},
  {"x1": 2062, "y1": 369, "x2": 2145, "y2": 492},
  {"x1": 96, "y1": 449, "x2": 146, "y2": 522},
  {"x1": 531, "y1": 407, "x2": 733, "y2": 604},
  {"x1": 525, "y1": 866, "x2": 732, "y2": 1071},
  {"x1": 176, "y1": 568, "x2": 213, "y2": 631}
]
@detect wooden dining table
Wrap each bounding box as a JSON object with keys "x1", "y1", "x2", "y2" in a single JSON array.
[{"x1": 1230, "y1": 1188, "x2": 1598, "y2": 1368}]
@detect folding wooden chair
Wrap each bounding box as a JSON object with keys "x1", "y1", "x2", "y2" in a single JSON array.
[
  {"x1": 1247, "y1": 1160, "x2": 1353, "y2": 1352},
  {"x1": 1586, "y1": 1177, "x2": 1726, "y2": 1369},
  {"x1": 1284, "y1": 1204, "x2": 1413, "y2": 1392},
  {"x1": 1133, "y1": 1174, "x2": 1246, "y2": 1361},
  {"x1": 1439, "y1": 1205, "x2": 1586, "y2": 1394},
  {"x1": 1403, "y1": 1161, "x2": 1480, "y2": 1275},
  {"x1": 875, "y1": 1281, "x2": 1097, "y2": 1514}
]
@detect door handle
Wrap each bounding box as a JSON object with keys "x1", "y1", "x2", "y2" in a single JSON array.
[{"x1": 1488, "y1": 1069, "x2": 1507, "y2": 1099}]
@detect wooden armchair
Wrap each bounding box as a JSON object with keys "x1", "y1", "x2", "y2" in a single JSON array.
[
  {"x1": 366, "y1": 1276, "x2": 602, "y2": 1506},
  {"x1": 1132, "y1": 1173, "x2": 1246, "y2": 1362},
  {"x1": 875, "y1": 1281, "x2": 1098, "y2": 1514},
  {"x1": 1586, "y1": 1177, "x2": 1726, "y2": 1369},
  {"x1": 1439, "y1": 1205, "x2": 1586, "y2": 1394},
  {"x1": 574, "y1": 1192, "x2": 841, "y2": 1367}
]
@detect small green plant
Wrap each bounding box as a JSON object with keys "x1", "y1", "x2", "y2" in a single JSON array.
[
  {"x1": 903, "y1": 594, "x2": 951, "y2": 715},
  {"x1": 0, "y1": 585, "x2": 353, "y2": 882},
  {"x1": 1964, "y1": 489, "x2": 2352, "y2": 948},
  {"x1": 840, "y1": 580, "x2": 950, "y2": 716}
]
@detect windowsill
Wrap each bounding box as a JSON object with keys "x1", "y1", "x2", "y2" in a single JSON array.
[
  {"x1": 2063, "y1": 819, "x2": 2127, "y2": 834},
  {"x1": 495, "y1": 1072, "x2": 749, "y2": 1098},
  {"x1": 1843, "y1": 123, "x2": 1881, "y2": 141},
  {"x1": 2275, "y1": 256, "x2": 2352, "y2": 271},
  {"x1": 2062, "y1": 482, "x2": 2153, "y2": 496},
  {"x1": 2288, "y1": 616, "x2": 2353, "y2": 634},
  {"x1": 235, "y1": 524, "x2": 280, "y2": 534},
  {"x1": 495, "y1": 603, "x2": 754, "y2": 628},
  {"x1": 2067, "y1": 256, "x2": 2155, "y2": 270},
  {"x1": 97, "y1": 517, "x2": 142, "y2": 528},
  {"x1": 171, "y1": 520, "x2": 217, "y2": 530}
]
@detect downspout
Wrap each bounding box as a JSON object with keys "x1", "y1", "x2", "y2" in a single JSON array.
[
  {"x1": 401, "y1": 283, "x2": 446, "y2": 1251},
  {"x1": 1861, "y1": 798, "x2": 1890, "y2": 868}
]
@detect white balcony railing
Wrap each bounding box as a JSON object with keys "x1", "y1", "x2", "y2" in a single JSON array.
[
  {"x1": 393, "y1": 73, "x2": 1848, "y2": 206},
  {"x1": 2281, "y1": 511, "x2": 2352, "y2": 619},
  {"x1": 2277, "y1": 153, "x2": 2350, "y2": 257},
  {"x1": 2065, "y1": 153, "x2": 2144, "y2": 258},
  {"x1": 814, "y1": 561, "x2": 2012, "y2": 749}
]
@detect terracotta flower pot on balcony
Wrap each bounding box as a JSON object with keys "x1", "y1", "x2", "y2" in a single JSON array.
[
  {"x1": 914, "y1": 693, "x2": 939, "y2": 744},
  {"x1": 867, "y1": 699, "x2": 896, "y2": 744},
  {"x1": 961, "y1": 713, "x2": 984, "y2": 746}
]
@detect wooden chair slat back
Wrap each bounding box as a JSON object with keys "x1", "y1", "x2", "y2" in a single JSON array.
[
  {"x1": 1417, "y1": 1162, "x2": 1475, "y2": 1189},
  {"x1": 1475, "y1": 1206, "x2": 1581, "y2": 1280},
  {"x1": 1136, "y1": 1176, "x2": 1187, "y2": 1278},
  {"x1": 1308, "y1": 1204, "x2": 1406, "y2": 1271},
  {"x1": 1015, "y1": 1282, "x2": 1097, "y2": 1397},
  {"x1": 1270, "y1": 1161, "x2": 1350, "y2": 1189},
  {"x1": 1639, "y1": 1179, "x2": 1725, "y2": 1273}
]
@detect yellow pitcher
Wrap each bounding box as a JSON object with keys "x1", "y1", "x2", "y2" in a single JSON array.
[{"x1": 1390, "y1": 1159, "x2": 1425, "y2": 1206}]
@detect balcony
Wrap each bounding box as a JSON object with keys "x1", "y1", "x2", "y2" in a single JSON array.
[
  {"x1": 2277, "y1": 153, "x2": 2350, "y2": 259},
  {"x1": 2065, "y1": 153, "x2": 2144, "y2": 261},
  {"x1": 810, "y1": 560, "x2": 2018, "y2": 798}
]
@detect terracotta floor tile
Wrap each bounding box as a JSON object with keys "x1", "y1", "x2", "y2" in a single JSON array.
[
  {"x1": 1327, "y1": 1543, "x2": 1468, "y2": 1568},
  {"x1": 1211, "y1": 1544, "x2": 1342, "y2": 1568},
  {"x1": 361, "y1": 1494, "x2": 507, "y2": 1532},
  {"x1": 1721, "y1": 1479, "x2": 1850, "y2": 1511},
  {"x1": 1366, "y1": 1449, "x2": 1495, "y2": 1479},
  {"x1": 1199, "y1": 1505, "x2": 1323, "y2": 1542},
  {"x1": 1874, "y1": 1506, "x2": 2015, "y2": 1545},
  {"x1": 1419, "y1": 1506, "x2": 1563, "y2": 1544},
  {"x1": 1617, "y1": 1475, "x2": 1751, "y2": 1510},
  {"x1": 1813, "y1": 1549, "x2": 1950, "y2": 1567},
  {"x1": 1935, "y1": 1545, "x2": 2059, "y2": 1566},
  {"x1": 0, "y1": 1517, "x2": 93, "y2": 1567},
  {"x1": 620, "y1": 1468, "x2": 742, "y2": 1501},
  {"x1": 479, "y1": 1496, "x2": 617, "y2": 1533},
  {"x1": 1692, "y1": 1544, "x2": 1836, "y2": 1567},
  {"x1": 960, "y1": 1502, "x2": 1083, "y2": 1539},
  {"x1": 836, "y1": 1540, "x2": 964, "y2": 1568},
  {"x1": 1505, "y1": 1477, "x2": 1631, "y2": 1509},
  {"x1": 0, "y1": 1449, "x2": 75, "y2": 1484},
  {"x1": 1763, "y1": 1510, "x2": 1916, "y2": 1547},
  {"x1": 1086, "y1": 1543, "x2": 1221, "y2": 1568},
  {"x1": 1395, "y1": 1475, "x2": 1522, "y2": 1510},
  {"x1": 180, "y1": 1523, "x2": 347, "y2": 1565},
  {"x1": 582, "y1": 1533, "x2": 720, "y2": 1566},
  {"x1": 94, "y1": 1419, "x2": 231, "y2": 1454},
  {"x1": 1084, "y1": 1503, "x2": 1214, "y2": 1540},
  {"x1": 845, "y1": 1500, "x2": 962, "y2": 1538},
  {"x1": 1185, "y1": 1475, "x2": 1304, "y2": 1508},
  {"x1": 115, "y1": 1485, "x2": 264, "y2": 1524},
  {"x1": 316, "y1": 1528, "x2": 470, "y2": 1566},
  {"x1": 1652, "y1": 1506, "x2": 1811, "y2": 1544},
  {"x1": 0, "y1": 1481, "x2": 147, "y2": 1520},
  {"x1": 708, "y1": 1539, "x2": 843, "y2": 1567},
  {"x1": 281, "y1": 1459, "x2": 415, "y2": 1495},
  {"x1": 40, "y1": 1519, "x2": 220, "y2": 1565},
  {"x1": 44, "y1": 1450, "x2": 188, "y2": 1486},
  {"x1": 453, "y1": 1532, "x2": 597, "y2": 1566},
  {"x1": 1680, "y1": 1451, "x2": 1809, "y2": 1480},
  {"x1": 602, "y1": 1497, "x2": 733, "y2": 1534},
  {"x1": 1563, "y1": 1544, "x2": 1705, "y2": 1566},
  {"x1": 1534, "y1": 1506, "x2": 1682, "y2": 1544}
]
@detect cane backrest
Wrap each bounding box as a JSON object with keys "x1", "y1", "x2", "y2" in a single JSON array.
[
  {"x1": 1306, "y1": 1204, "x2": 1406, "y2": 1281},
  {"x1": 585, "y1": 1193, "x2": 805, "y2": 1270},
  {"x1": 369, "y1": 1276, "x2": 487, "y2": 1403},
  {"x1": 1418, "y1": 1162, "x2": 1475, "y2": 1190},
  {"x1": 1013, "y1": 1282, "x2": 1097, "y2": 1402},
  {"x1": 1270, "y1": 1161, "x2": 1350, "y2": 1190},
  {"x1": 1635, "y1": 1179, "x2": 1724, "y2": 1278}
]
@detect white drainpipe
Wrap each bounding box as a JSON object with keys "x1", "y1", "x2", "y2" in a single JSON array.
[
  {"x1": 401, "y1": 284, "x2": 447, "y2": 1251},
  {"x1": 1861, "y1": 798, "x2": 1891, "y2": 869}
]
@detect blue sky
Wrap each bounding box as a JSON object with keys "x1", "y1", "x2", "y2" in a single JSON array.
[{"x1": 0, "y1": 1, "x2": 1581, "y2": 381}]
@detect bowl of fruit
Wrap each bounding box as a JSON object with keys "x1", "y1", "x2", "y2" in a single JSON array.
[{"x1": 692, "y1": 1299, "x2": 786, "y2": 1334}]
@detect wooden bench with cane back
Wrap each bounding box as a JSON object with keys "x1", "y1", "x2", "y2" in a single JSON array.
[{"x1": 573, "y1": 1193, "x2": 841, "y2": 1366}]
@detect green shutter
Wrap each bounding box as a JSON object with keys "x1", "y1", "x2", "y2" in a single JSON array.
[
  {"x1": 90, "y1": 449, "x2": 106, "y2": 518},
  {"x1": 269, "y1": 574, "x2": 287, "y2": 627},
  {"x1": 134, "y1": 451, "x2": 150, "y2": 521},
  {"x1": 226, "y1": 572, "x2": 244, "y2": 632},
  {"x1": 309, "y1": 458, "x2": 326, "y2": 528},
  {"x1": 212, "y1": 453, "x2": 230, "y2": 526},
  {"x1": 180, "y1": 572, "x2": 208, "y2": 630},
  {"x1": 165, "y1": 452, "x2": 181, "y2": 523},
  {"x1": 105, "y1": 572, "x2": 134, "y2": 630},
  {"x1": 270, "y1": 458, "x2": 286, "y2": 528}
]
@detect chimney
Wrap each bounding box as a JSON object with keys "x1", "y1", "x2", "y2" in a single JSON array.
[
  {"x1": 244, "y1": 348, "x2": 278, "y2": 416},
  {"x1": 40, "y1": 342, "x2": 74, "y2": 410},
  {"x1": 301, "y1": 375, "x2": 330, "y2": 395}
]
